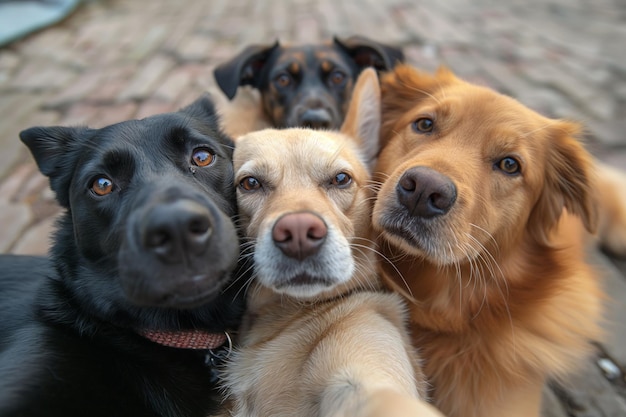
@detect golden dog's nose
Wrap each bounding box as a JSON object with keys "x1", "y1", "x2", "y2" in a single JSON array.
[
  {"x1": 272, "y1": 212, "x2": 327, "y2": 260},
  {"x1": 397, "y1": 166, "x2": 457, "y2": 218}
]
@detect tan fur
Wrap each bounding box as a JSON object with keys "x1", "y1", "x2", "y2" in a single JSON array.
[
  {"x1": 222, "y1": 69, "x2": 443, "y2": 417},
  {"x1": 594, "y1": 161, "x2": 626, "y2": 256},
  {"x1": 374, "y1": 64, "x2": 605, "y2": 417},
  {"x1": 210, "y1": 86, "x2": 272, "y2": 138}
]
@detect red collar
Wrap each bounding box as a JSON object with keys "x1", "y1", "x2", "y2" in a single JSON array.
[{"x1": 138, "y1": 329, "x2": 228, "y2": 350}]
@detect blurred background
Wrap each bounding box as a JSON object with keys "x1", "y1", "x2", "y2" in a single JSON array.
[{"x1": 0, "y1": 0, "x2": 625, "y2": 415}]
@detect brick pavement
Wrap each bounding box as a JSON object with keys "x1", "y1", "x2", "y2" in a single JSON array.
[{"x1": 0, "y1": 0, "x2": 625, "y2": 415}]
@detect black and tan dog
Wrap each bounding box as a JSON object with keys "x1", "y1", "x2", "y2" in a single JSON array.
[
  {"x1": 0, "y1": 97, "x2": 245, "y2": 417},
  {"x1": 213, "y1": 35, "x2": 404, "y2": 136}
]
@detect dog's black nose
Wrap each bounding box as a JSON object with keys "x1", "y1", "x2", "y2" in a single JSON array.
[
  {"x1": 299, "y1": 108, "x2": 333, "y2": 129},
  {"x1": 142, "y1": 200, "x2": 213, "y2": 263},
  {"x1": 397, "y1": 167, "x2": 457, "y2": 218},
  {"x1": 272, "y1": 212, "x2": 327, "y2": 260}
]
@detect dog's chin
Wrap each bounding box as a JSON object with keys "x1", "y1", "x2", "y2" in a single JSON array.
[
  {"x1": 146, "y1": 285, "x2": 223, "y2": 309},
  {"x1": 270, "y1": 273, "x2": 339, "y2": 299},
  {"x1": 376, "y1": 210, "x2": 471, "y2": 266},
  {"x1": 121, "y1": 270, "x2": 233, "y2": 309}
]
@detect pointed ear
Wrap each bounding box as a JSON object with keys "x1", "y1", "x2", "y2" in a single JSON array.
[
  {"x1": 340, "y1": 68, "x2": 381, "y2": 172},
  {"x1": 213, "y1": 41, "x2": 280, "y2": 100},
  {"x1": 334, "y1": 35, "x2": 404, "y2": 71},
  {"x1": 528, "y1": 121, "x2": 598, "y2": 243},
  {"x1": 20, "y1": 125, "x2": 88, "y2": 207},
  {"x1": 180, "y1": 94, "x2": 218, "y2": 120}
]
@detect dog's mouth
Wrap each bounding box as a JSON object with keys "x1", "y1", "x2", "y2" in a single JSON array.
[
  {"x1": 375, "y1": 200, "x2": 429, "y2": 237},
  {"x1": 150, "y1": 278, "x2": 226, "y2": 309},
  {"x1": 375, "y1": 204, "x2": 463, "y2": 265},
  {"x1": 274, "y1": 273, "x2": 335, "y2": 289},
  {"x1": 267, "y1": 272, "x2": 340, "y2": 299},
  {"x1": 119, "y1": 265, "x2": 236, "y2": 309}
]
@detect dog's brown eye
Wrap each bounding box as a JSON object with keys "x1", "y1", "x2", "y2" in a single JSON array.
[
  {"x1": 329, "y1": 70, "x2": 346, "y2": 85},
  {"x1": 91, "y1": 176, "x2": 114, "y2": 196},
  {"x1": 192, "y1": 148, "x2": 215, "y2": 167},
  {"x1": 412, "y1": 118, "x2": 434, "y2": 133},
  {"x1": 240, "y1": 176, "x2": 262, "y2": 191},
  {"x1": 331, "y1": 172, "x2": 352, "y2": 188},
  {"x1": 275, "y1": 73, "x2": 292, "y2": 88},
  {"x1": 497, "y1": 157, "x2": 521, "y2": 175}
]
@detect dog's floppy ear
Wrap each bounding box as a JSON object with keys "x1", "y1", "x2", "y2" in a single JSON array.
[
  {"x1": 528, "y1": 121, "x2": 598, "y2": 243},
  {"x1": 180, "y1": 94, "x2": 218, "y2": 120},
  {"x1": 334, "y1": 35, "x2": 404, "y2": 72},
  {"x1": 340, "y1": 68, "x2": 381, "y2": 172},
  {"x1": 213, "y1": 41, "x2": 280, "y2": 100},
  {"x1": 20, "y1": 126, "x2": 88, "y2": 207}
]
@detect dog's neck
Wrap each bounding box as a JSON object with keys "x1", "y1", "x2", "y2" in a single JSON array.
[{"x1": 378, "y1": 236, "x2": 566, "y2": 333}]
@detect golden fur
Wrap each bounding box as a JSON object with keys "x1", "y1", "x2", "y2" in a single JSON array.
[
  {"x1": 222, "y1": 69, "x2": 443, "y2": 417},
  {"x1": 373, "y1": 64, "x2": 605, "y2": 417}
]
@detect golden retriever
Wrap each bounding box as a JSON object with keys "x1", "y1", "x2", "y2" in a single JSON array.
[
  {"x1": 221, "y1": 69, "x2": 443, "y2": 417},
  {"x1": 372, "y1": 64, "x2": 605, "y2": 417}
]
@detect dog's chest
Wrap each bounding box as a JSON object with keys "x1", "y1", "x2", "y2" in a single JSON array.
[{"x1": 224, "y1": 302, "x2": 330, "y2": 416}]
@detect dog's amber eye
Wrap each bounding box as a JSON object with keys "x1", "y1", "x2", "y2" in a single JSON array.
[
  {"x1": 275, "y1": 73, "x2": 292, "y2": 88},
  {"x1": 91, "y1": 176, "x2": 114, "y2": 196},
  {"x1": 412, "y1": 118, "x2": 434, "y2": 133},
  {"x1": 240, "y1": 176, "x2": 262, "y2": 191},
  {"x1": 497, "y1": 157, "x2": 521, "y2": 175},
  {"x1": 331, "y1": 172, "x2": 352, "y2": 188},
  {"x1": 329, "y1": 70, "x2": 346, "y2": 85},
  {"x1": 191, "y1": 148, "x2": 215, "y2": 167}
]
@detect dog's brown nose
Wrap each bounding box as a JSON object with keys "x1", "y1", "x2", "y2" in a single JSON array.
[
  {"x1": 397, "y1": 167, "x2": 457, "y2": 218},
  {"x1": 142, "y1": 200, "x2": 213, "y2": 263},
  {"x1": 272, "y1": 212, "x2": 327, "y2": 260}
]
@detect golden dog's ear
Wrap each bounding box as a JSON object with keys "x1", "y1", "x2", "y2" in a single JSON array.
[
  {"x1": 341, "y1": 68, "x2": 381, "y2": 172},
  {"x1": 528, "y1": 121, "x2": 598, "y2": 243},
  {"x1": 380, "y1": 65, "x2": 456, "y2": 145}
]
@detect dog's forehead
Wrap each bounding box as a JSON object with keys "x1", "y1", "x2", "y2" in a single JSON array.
[
  {"x1": 275, "y1": 45, "x2": 353, "y2": 71},
  {"x1": 96, "y1": 115, "x2": 228, "y2": 151},
  {"x1": 235, "y1": 128, "x2": 357, "y2": 174},
  {"x1": 425, "y1": 83, "x2": 552, "y2": 140}
]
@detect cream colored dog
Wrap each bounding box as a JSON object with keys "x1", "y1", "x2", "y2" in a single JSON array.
[{"x1": 221, "y1": 69, "x2": 443, "y2": 417}]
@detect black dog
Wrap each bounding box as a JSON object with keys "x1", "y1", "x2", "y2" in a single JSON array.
[
  {"x1": 214, "y1": 35, "x2": 403, "y2": 129},
  {"x1": 0, "y1": 96, "x2": 245, "y2": 417}
]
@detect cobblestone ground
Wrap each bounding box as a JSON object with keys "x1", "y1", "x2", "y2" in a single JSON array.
[{"x1": 1, "y1": 0, "x2": 625, "y2": 415}]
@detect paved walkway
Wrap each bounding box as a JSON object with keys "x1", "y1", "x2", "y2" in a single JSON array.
[{"x1": 0, "y1": 0, "x2": 625, "y2": 415}]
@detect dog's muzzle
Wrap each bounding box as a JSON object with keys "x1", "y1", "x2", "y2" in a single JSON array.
[{"x1": 118, "y1": 186, "x2": 239, "y2": 308}]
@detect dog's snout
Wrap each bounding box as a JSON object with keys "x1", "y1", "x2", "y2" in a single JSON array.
[
  {"x1": 299, "y1": 108, "x2": 333, "y2": 129},
  {"x1": 272, "y1": 212, "x2": 327, "y2": 260},
  {"x1": 397, "y1": 167, "x2": 457, "y2": 218},
  {"x1": 142, "y1": 200, "x2": 213, "y2": 263}
]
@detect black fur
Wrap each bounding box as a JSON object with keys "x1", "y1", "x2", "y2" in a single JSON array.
[
  {"x1": 0, "y1": 96, "x2": 245, "y2": 417},
  {"x1": 213, "y1": 35, "x2": 404, "y2": 129}
]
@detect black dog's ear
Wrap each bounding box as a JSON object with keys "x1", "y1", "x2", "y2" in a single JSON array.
[
  {"x1": 180, "y1": 94, "x2": 218, "y2": 120},
  {"x1": 213, "y1": 41, "x2": 280, "y2": 100},
  {"x1": 20, "y1": 125, "x2": 88, "y2": 206},
  {"x1": 334, "y1": 35, "x2": 404, "y2": 72}
]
